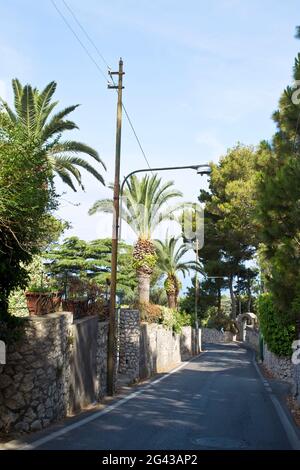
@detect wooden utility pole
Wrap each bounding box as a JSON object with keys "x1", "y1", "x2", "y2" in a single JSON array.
[
  {"x1": 107, "y1": 58, "x2": 124, "y2": 396},
  {"x1": 194, "y1": 238, "x2": 199, "y2": 354}
]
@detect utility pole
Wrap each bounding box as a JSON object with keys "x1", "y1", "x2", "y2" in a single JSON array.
[
  {"x1": 107, "y1": 58, "x2": 124, "y2": 396},
  {"x1": 194, "y1": 238, "x2": 199, "y2": 354}
]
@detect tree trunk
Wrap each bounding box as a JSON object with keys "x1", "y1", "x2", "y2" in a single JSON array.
[
  {"x1": 137, "y1": 272, "x2": 151, "y2": 303},
  {"x1": 167, "y1": 292, "x2": 176, "y2": 309},
  {"x1": 229, "y1": 275, "x2": 237, "y2": 319},
  {"x1": 217, "y1": 287, "x2": 221, "y2": 313},
  {"x1": 246, "y1": 277, "x2": 252, "y2": 311}
]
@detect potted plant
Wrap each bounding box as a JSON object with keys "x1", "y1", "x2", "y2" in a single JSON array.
[
  {"x1": 62, "y1": 278, "x2": 89, "y2": 319},
  {"x1": 25, "y1": 279, "x2": 63, "y2": 315},
  {"x1": 25, "y1": 284, "x2": 54, "y2": 316},
  {"x1": 62, "y1": 278, "x2": 105, "y2": 319}
]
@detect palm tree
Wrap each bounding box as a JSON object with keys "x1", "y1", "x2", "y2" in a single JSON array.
[
  {"x1": 89, "y1": 174, "x2": 182, "y2": 303},
  {"x1": 0, "y1": 79, "x2": 105, "y2": 191},
  {"x1": 155, "y1": 236, "x2": 197, "y2": 308}
]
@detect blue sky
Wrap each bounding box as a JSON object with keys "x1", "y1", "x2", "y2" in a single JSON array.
[{"x1": 0, "y1": 0, "x2": 299, "y2": 247}]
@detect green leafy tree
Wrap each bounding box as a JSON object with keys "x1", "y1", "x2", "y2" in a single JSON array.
[
  {"x1": 0, "y1": 120, "x2": 57, "y2": 328},
  {"x1": 255, "y1": 29, "x2": 300, "y2": 328},
  {"x1": 199, "y1": 144, "x2": 259, "y2": 317},
  {"x1": 89, "y1": 174, "x2": 182, "y2": 303},
  {"x1": 44, "y1": 237, "x2": 137, "y2": 304},
  {"x1": 257, "y1": 293, "x2": 295, "y2": 356},
  {"x1": 0, "y1": 79, "x2": 106, "y2": 191}
]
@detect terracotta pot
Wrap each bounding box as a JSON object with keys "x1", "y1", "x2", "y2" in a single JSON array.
[
  {"x1": 25, "y1": 292, "x2": 53, "y2": 316},
  {"x1": 52, "y1": 292, "x2": 62, "y2": 312}
]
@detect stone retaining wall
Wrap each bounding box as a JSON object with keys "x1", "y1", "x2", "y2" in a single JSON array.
[
  {"x1": 0, "y1": 312, "x2": 73, "y2": 433},
  {"x1": 263, "y1": 343, "x2": 293, "y2": 384},
  {"x1": 0, "y1": 309, "x2": 200, "y2": 434},
  {"x1": 245, "y1": 327, "x2": 259, "y2": 352},
  {"x1": 118, "y1": 310, "x2": 140, "y2": 381},
  {"x1": 0, "y1": 313, "x2": 109, "y2": 434},
  {"x1": 202, "y1": 328, "x2": 234, "y2": 344},
  {"x1": 96, "y1": 321, "x2": 109, "y2": 400},
  {"x1": 139, "y1": 324, "x2": 200, "y2": 379}
]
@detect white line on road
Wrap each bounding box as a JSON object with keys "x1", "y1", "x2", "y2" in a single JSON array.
[
  {"x1": 15, "y1": 353, "x2": 205, "y2": 450},
  {"x1": 252, "y1": 351, "x2": 300, "y2": 450}
]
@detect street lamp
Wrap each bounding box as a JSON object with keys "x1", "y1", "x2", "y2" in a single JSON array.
[
  {"x1": 108, "y1": 163, "x2": 211, "y2": 395},
  {"x1": 119, "y1": 164, "x2": 211, "y2": 239}
]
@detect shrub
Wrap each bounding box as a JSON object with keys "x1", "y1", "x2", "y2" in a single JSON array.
[
  {"x1": 139, "y1": 302, "x2": 163, "y2": 323},
  {"x1": 257, "y1": 293, "x2": 296, "y2": 357},
  {"x1": 138, "y1": 303, "x2": 193, "y2": 334},
  {"x1": 202, "y1": 306, "x2": 238, "y2": 334}
]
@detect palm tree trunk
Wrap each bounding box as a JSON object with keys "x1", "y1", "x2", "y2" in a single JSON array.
[
  {"x1": 137, "y1": 272, "x2": 151, "y2": 303},
  {"x1": 167, "y1": 293, "x2": 176, "y2": 309}
]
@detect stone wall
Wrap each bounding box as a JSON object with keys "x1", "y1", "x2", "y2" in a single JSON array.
[
  {"x1": 139, "y1": 324, "x2": 200, "y2": 379},
  {"x1": 245, "y1": 327, "x2": 259, "y2": 352},
  {"x1": 263, "y1": 343, "x2": 293, "y2": 384},
  {"x1": 0, "y1": 308, "x2": 200, "y2": 434},
  {"x1": 0, "y1": 312, "x2": 73, "y2": 433},
  {"x1": 202, "y1": 328, "x2": 234, "y2": 345},
  {"x1": 118, "y1": 309, "x2": 140, "y2": 381},
  {"x1": 96, "y1": 321, "x2": 108, "y2": 400},
  {"x1": 294, "y1": 364, "x2": 300, "y2": 405},
  {"x1": 0, "y1": 313, "x2": 109, "y2": 434}
]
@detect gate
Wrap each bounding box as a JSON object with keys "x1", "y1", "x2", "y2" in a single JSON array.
[{"x1": 70, "y1": 315, "x2": 98, "y2": 411}]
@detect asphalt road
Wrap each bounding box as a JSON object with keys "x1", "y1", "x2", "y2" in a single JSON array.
[{"x1": 24, "y1": 343, "x2": 293, "y2": 450}]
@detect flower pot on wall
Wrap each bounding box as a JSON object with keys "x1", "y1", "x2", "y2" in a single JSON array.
[
  {"x1": 25, "y1": 292, "x2": 54, "y2": 316},
  {"x1": 52, "y1": 292, "x2": 62, "y2": 312}
]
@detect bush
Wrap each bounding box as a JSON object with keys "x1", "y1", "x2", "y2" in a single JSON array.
[
  {"x1": 138, "y1": 303, "x2": 192, "y2": 334},
  {"x1": 203, "y1": 306, "x2": 238, "y2": 334},
  {"x1": 257, "y1": 293, "x2": 296, "y2": 357},
  {"x1": 139, "y1": 302, "x2": 163, "y2": 323}
]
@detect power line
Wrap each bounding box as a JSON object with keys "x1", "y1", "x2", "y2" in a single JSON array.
[
  {"x1": 61, "y1": 0, "x2": 110, "y2": 70},
  {"x1": 50, "y1": 0, "x2": 153, "y2": 173},
  {"x1": 50, "y1": 0, "x2": 108, "y2": 83}
]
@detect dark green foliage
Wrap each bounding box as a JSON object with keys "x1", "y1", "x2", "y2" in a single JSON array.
[
  {"x1": 198, "y1": 144, "x2": 259, "y2": 318},
  {"x1": 255, "y1": 34, "x2": 300, "y2": 325},
  {"x1": 257, "y1": 293, "x2": 296, "y2": 357},
  {"x1": 0, "y1": 79, "x2": 105, "y2": 191},
  {"x1": 179, "y1": 276, "x2": 219, "y2": 322},
  {"x1": 0, "y1": 121, "x2": 57, "y2": 325},
  {"x1": 44, "y1": 237, "x2": 137, "y2": 304}
]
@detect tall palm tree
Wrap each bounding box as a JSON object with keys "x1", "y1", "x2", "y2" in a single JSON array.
[
  {"x1": 155, "y1": 236, "x2": 197, "y2": 308},
  {"x1": 0, "y1": 79, "x2": 106, "y2": 191},
  {"x1": 89, "y1": 174, "x2": 182, "y2": 303}
]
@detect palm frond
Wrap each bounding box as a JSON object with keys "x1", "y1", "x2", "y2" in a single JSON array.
[
  {"x1": 34, "y1": 81, "x2": 57, "y2": 132},
  {"x1": 88, "y1": 199, "x2": 113, "y2": 215},
  {"x1": 50, "y1": 140, "x2": 105, "y2": 168},
  {"x1": 21, "y1": 85, "x2": 36, "y2": 133},
  {"x1": 41, "y1": 119, "x2": 78, "y2": 141},
  {"x1": 12, "y1": 78, "x2": 23, "y2": 116},
  {"x1": 54, "y1": 166, "x2": 77, "y2": 192},
  {"x1": 0, "y1": 98, "x2": 17, "y2": 123}
]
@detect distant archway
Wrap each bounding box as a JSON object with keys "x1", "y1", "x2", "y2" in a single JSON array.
[{"x1": 236, "y1": 312, "x2": 257, "y2": 341}]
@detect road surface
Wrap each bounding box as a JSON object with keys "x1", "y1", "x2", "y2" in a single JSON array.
[{"x1": 22, "y1": 343, "x2": 295, "y2": 450}]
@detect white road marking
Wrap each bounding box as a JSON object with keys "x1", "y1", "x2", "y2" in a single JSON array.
[
  {"x1": 16, "y1": 353, "x2": 205, "y2": 450},
  {"x1": 252, "y1": 351, "x2": 300, "y2": 450}
]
